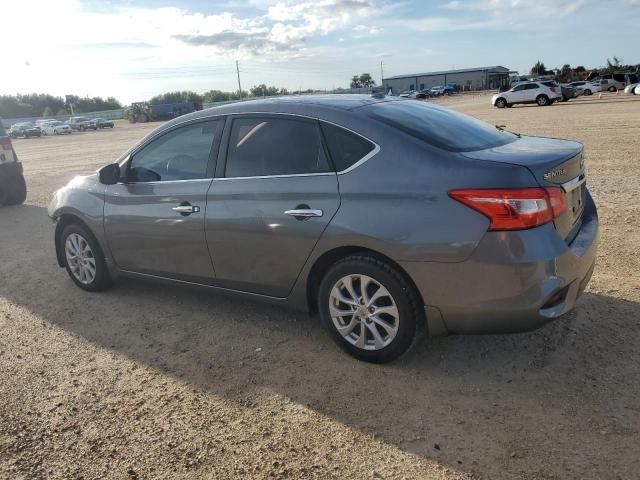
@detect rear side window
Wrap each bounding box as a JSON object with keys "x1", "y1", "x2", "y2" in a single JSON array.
[
  {"x1": 364, "y1": 101, "x2": 517, "y2": 152},
  {"x1": 320, "y1": 123, "x2": 375, "y2": 172},
  {"x1": 525, "y1": 84, "x2": 540, "y2": 90},
  {"x1": 225, "y1": 117, "x2": 331, "y2": 177}
]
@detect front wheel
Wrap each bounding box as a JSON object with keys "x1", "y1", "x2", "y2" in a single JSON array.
[
  {"x1": 60, "y1": 224, "x2": 112, "y2": 291},
  {"x1": 318, "y1": 255, "x2": 423, "y2": 363},
  {"x1": 495, "y1": 98, "x2": 507, "y2": 108},
  {"x1": 583, "y1": 89, "x2": 592, "y2": 96}
]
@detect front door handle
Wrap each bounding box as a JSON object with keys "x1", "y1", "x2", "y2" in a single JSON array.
[
  {"x1": 284, "y1": 209, "x2": 323, "y2": 219},
  {"x1": 172, "y1": 204, "x2": 201, "y2": 216}
]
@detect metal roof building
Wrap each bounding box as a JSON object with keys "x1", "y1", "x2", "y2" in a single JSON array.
[{"x1": 383, "y1": 66, "x2": 514, "y2": 93}]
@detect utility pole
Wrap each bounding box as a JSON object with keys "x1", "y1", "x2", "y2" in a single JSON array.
[
  {"x1": 380, "y1": 60, "x2": 384, "y2": 85},
  {"x1": 236, "y1": 60, "x2": 243, "y2": 100}
]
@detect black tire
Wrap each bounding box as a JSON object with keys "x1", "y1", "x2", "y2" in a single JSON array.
[
  {"x1": 318, "y1": 255, "x2": 423, "y2": 363},
  {"x1": 608, "y1": 86, "x2": 616, "y2": 92},
  {"x1": 60, "y1": 223, "x2": 112, "y2": 292},
  {"x1": 495, "y1": 98, "x2": 507, "y2": 108},
  {"x1": 506, "y1": 103, "x2": 513, "y2": 108},
  {"x1": 536, "y1": 94, "x2": 549, "y2": 106},
  {"x1": 583, "y1": 89, "x2": 592, "y2": 96},
  {"x1": 0, "y1": 172, "x2": 27, "y2": 206}
]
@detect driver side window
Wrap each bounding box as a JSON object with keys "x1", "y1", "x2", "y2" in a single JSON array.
[{"x1": 129, "y1": 120, "x2": 222, "y2": 182}]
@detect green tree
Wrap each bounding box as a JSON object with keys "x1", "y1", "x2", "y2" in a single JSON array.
[
  {"x1": 530, "y1": 61, "x2": 549, "y2": 77},
  {"x1": 350, "y1": 73, "x2": 376, "y2": 89},
  {"x1": 558, "y1": 64, "x2": 573, "y2": 82},
  {"x1": 605, "y1": 56, "x2": 622, "y2": 73},
  {"x1": 249, "y1": 84, "x2": 285, "y2": 97},
  {"x1": 359, "y1": 73, "x2": 375, "y2": 87},
  {"x1": 148, "y1": 91, "x2": 203, "y2": 107}
]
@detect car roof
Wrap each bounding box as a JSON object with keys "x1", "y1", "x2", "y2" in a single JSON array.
[{"x1": 162, "y1": 94, "x2": 404, "y2": 128}]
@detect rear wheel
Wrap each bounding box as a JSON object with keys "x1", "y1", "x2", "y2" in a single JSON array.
[
  {"x1": 60, "y1": 223, "x2": 112, "y2": 292},
  {"x1": 536, "y1": 95, "x2": 549, "y2": 106},
  {"x1": 583, "y1": 89, "x2": 592, "y2": 96},
  {"x1": 318, "y1": 255, "x2": 423, "y2": 363},
  {"x1": 495, "y1": 98, "x2": 507, "y2": 108},
  {"x1": 608, "y1": 86, "x2": 616, "y2": 92},
  {"x1": 0, "y1": 171, "x2": 27, "y2": 205}
]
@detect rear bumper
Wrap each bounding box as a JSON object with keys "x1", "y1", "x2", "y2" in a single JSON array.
[
  {"x1": 0, "y1": 161, "x2": 23, "y2": 178},
  {"x1": 401, "y1": 190, "x2": 598, "y2": 335}
]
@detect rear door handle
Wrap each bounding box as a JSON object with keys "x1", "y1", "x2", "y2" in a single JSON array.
[
  {"x1": 284, "y1": 209, "x2": 323, "y2": 219},
  {"x1": 172, "y1": 204, "x2": 201, "y2": 215}
]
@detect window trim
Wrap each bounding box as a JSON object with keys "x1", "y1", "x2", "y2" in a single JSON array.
[
  {"x1": 117, "y1": 112, "x2": 380, "y2": 180},
  {"x1": 220, "y1": 114, "x2": 332, "y2": 180},
  {"x1": 122, "y1": 118, "x2": 225, "y2": 184},
  {"x1": 213, "y1": 113, "x2": 380, "y2": 180}
]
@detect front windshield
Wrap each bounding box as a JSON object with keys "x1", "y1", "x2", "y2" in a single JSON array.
[{"x1": 363, "y1": 100, "x2": 517, "y2": 152}]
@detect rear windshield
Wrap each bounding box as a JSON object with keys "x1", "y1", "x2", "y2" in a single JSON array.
[{"x1": 363, "y1": 101, "x2": 517, "y2": 152}]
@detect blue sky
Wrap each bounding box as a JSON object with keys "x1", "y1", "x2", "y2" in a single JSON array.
[{"x1": 4, "y1": 0, "x2": 639, "y2": 102}]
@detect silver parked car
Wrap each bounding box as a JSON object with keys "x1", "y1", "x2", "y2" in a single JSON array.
[{"x1": 49, "y1": 95, "x2": 598, "y2": 362}]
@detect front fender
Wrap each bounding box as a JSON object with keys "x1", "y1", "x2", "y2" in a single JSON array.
[{"x1": 49, "y1": 175, "x2": 107, "y2": 267}]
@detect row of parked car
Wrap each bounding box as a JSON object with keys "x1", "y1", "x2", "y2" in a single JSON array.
[
  {"x1": 492, "y1": 76, "x2": 639, "y2": 108},
  {"x1": 399, "y1": 84, "x2": 456, "y2": 99},
  {"x1": 7, "y1": 116, "x2": 115, "y2": 139}
]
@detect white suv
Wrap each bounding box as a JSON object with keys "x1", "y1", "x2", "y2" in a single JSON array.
[{"x1": 492, "y1": 82, "x2": 557, "y2": 108}]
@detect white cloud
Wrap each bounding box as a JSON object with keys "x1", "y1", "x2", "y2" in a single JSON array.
[
  {"x1": 1, "y1": 0, "x2": 379, "y2": 100},
  {"x1": 441, "y1": 0, "x2": 587, "y2": 17}
]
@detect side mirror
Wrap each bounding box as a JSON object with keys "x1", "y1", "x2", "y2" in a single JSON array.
[{"x1": 98, "y1": 163, "x2": 120, "y2": 185}]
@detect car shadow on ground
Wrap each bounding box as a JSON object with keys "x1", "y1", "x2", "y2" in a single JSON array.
[{"x1": 2, "y1": 204, "x2": 639, "y2": 478}]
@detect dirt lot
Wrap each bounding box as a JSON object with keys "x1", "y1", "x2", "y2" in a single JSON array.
[{"x1": 1, "y1": 93, "x2": 639, "y2": 479}]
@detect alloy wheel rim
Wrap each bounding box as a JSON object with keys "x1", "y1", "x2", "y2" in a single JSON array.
[
  {"x1": 65, "y1": 233, "x2": 96, "y2": 284},
  {"x1": 329, "y1": 274, "x2": 400, "y2": 351}
]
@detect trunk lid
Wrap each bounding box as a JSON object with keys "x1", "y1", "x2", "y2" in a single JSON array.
[{"x1": 462, "y1": 135, "x2": 585, "y2": 241}]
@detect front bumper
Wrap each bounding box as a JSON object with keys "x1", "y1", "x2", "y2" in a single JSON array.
[{"x1": 401, "y1": 190, "x2": 598, "y2": 335}]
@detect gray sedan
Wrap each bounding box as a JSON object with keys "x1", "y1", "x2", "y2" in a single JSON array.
[{"x1": 48, "y1": 95, "x2": 598, "y2": 362}]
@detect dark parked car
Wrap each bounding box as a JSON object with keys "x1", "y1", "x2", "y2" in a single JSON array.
[
  {"x1": 88, "y1": 118, "x2": 115, "y2": 130},
  {"x1": 560, "y1": 85, "x2": 577, "y2": 101},
  {"x1": 0, "y1": 120, "x2": 27, "y2": 205},
  {"x1": 9, "y1": 123, "x2": 42, "y2": 138},
  {"x1": 48, "y1": 95, "x2": 598, "y2": 363}
]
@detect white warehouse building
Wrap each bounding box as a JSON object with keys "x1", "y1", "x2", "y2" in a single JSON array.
[{"x1": 383, "y1": 66, "x2": 514, "y2": 93}]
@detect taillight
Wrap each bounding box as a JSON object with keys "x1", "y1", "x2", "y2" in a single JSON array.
[
  {"x1": 550, "y1": 87, "x2": 556, "y2": 92},
  {"x1": 546, "y1": 187, "x2": 567, "y2": 217},
  {"x1": 449, "y1": 188, "x2": 567, "y2": 231},
  {"x1": 0, "y1": 136, "x2": 17, "y2": 162}
]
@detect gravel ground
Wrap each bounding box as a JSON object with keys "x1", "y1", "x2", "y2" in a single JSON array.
[{"x1": 1, "y1": 93, "x2": 639, "y2": 480}]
